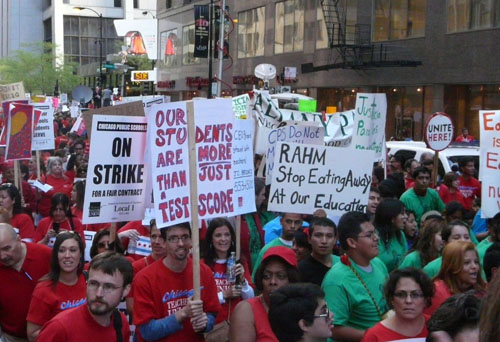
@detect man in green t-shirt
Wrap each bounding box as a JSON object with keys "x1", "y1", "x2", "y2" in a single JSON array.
[
  {"x1": 252, "y1": 212, "x2": 303, "y2": 281},
  {"x1": 400, "y1": 167, "x2": 445, "y2": 225},
  {"x1": 322, "y1": 212, "x2": 389, "y2": 342}
]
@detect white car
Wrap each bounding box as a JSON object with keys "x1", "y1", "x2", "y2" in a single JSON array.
[{"x1": 386, "y1": 141, "x2": 480, "y2": 178}]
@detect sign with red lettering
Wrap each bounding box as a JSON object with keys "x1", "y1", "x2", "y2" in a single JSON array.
[
  {"x1": 479, "y1": 110, "x2": 500, "y2": 218},
  {"x1": 424, "y1": 112, "x2": 454, "y2": 151}
]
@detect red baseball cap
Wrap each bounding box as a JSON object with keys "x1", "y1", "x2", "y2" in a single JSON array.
[{"x1": 262, "y1": 246, "x2": 297, "y2": 268}]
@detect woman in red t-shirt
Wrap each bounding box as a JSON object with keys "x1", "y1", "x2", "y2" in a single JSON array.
[
  {"x1": 35, "y1": 193, "x2": 85, "y2": 246},
  {"x1": 424, "y1": 241, "x2": 486, "y2": 316},
  {"x1": 362, "y1": 268, "x2": 434, "y2": 342},
  {"x1": 26, "y1": 231, "x2": 87, "y2": 341},
  {"x1": 38, "y1": 157, "x2": 73, "y2": 217},
  {"x1": 201, "y1": 218, "x2": 255, "y2": 324},
  {"x1": 0, "y1": 183, "x2": 35, "y2": 241},
  {"x1": 438, "y1": 172, "x2": 467, "y2": 208}
]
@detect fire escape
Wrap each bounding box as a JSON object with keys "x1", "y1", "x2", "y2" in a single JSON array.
[{"x1": 302, "y1": 0, "x2": 422, "y2": 73}]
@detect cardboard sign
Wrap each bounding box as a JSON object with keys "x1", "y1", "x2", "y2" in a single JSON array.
[
  {"x1": 31, "y1": 104, "x2": 55, "y2": 151},
  {"x1": 424, "y1": 112, "x2": 454, "y2": 151},
  {"x1": 6, "y1": 103, "x2": 34, "y2": 160},
  {"x1": 83, "y1": 115, "x2": 148, "y2": 224},
  {"x1": 262, "y1": 121, "x2": 324, "y2": 184},
  {"x1": 351, "y1": 93, "x2": 387, "y2": 161},
  {"x1": 232, "y1": 119, "x2": 256, "y2": 215},
  {"x1": 232, "y1": 94, "x2": 250, "y2": 119},
  {"x1": 268, "y1": 142, "x2": 373, "y2": 216},
  {"x1": 0, "y1": 82, "x2": 25, "y2": 101},
  {"x1": 479, "y1": 110, "x2": 500, "y2": 218}
]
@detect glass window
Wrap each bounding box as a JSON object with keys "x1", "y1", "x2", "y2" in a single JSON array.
[
  {"x1": 238, "y1": 6, "x2": 266, "y2": 58},
  {"x1": 448, "y1": 0, "x2": 499, "y2": 32},
  {"x1": 373, "y1": 0, "x2": 426, "y2": 41},
  {"x1": 114, "y1": 0, "x2": 122, "y2": 7},
  {"x1": 134, "y1": 0, "x2": 139, "y2": 9},
  {"x1": 182, "y1": 25, "x2": 200, "y2": 65},
  {"x1": 316, "y1": 5, "x2": 329, "y2": 49},
  {"x1": 275, "y1": 0, "x2": 305, "y2": 54},
  {"x1": 161, "y1": 29, "x2": 179, "y2": 67}
]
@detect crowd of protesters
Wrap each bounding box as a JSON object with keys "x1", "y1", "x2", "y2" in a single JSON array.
[{"x1": 0, "y1": 110, "x2": 499, "y2": 342}]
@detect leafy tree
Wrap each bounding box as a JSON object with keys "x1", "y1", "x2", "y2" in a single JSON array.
[{"x1": 0, "y1": 42, "x2": 82, "y2": 95}]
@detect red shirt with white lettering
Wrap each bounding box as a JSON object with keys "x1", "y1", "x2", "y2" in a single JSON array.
[
  {"x1": 27, "y1": 274, "x2": 87, "y2": 326},
  {"x1": 133, "y1": 258, "x2": 220, "y2": 342},
  {"x1": 0, "y1": 243, "x2": 51, "y2": 337},
  {"x1": 458, "y1": 176, "x2": 481, "y2": 210},
  {"x1": 37, "y1": 303, "x2": 130, "y2": 342}
]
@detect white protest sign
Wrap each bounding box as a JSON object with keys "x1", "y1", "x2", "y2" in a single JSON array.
[
  {"x1": 70, "y1": 101, "x2": 80, "y2": 118},
  {"x1": 60, "y1": 93, "x2": 68, "y2": 104},
  {"x1": 194, "y1": 99, "x2": 235, "y2": 219},
  {"x1": 479, "y1": 110, "x2": 500, "y2": 218},
  {"x1": 351, "y1": 93, "x2": 387, "y2": 161},
  {"x1": 31, "y1": 104, "x2": 55, "y2": 151},
  {"x1": 232, "y1": 94, "x2": 250, "y2": 119},
  {"x1": 83, "y1": 115, "x2": 148, "y2": 224},
  {"x1": 116, "y1": 95, "x2": 170, "y2": 113},
  {"x1": 232, "y1": 119, "x2": 256, "y2": 215},
  {"x1": 268, "y1": 142, "x2": 373, "y2": 216},
  {"x1": 252, "y1": 90, "x2": 354, "y2": 148},
  {"x1": 263, "y1": 121, "x2": 324, "y2": 184},
  {"x1": 425, "y1": 112, "x2": 454, "y2": 151},
  {"x1": 84, "y1": 230, "x2": 96, "y2": 262}
]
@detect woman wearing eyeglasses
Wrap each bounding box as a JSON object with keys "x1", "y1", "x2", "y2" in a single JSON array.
[
  {"x1": 34, "y1": 193, "x2": 85, "y2": 247},
  {"x1": 361, "y1": 268, "x2": 434, "y2": 342},
  {"x1": 0, "y1": 183, "x2": 35, "y2": 241},
  {"x1": 231, "y1": 246, "x2": 300, "y2": 342},
  {"x1": 424, "y1": 241, "x2": 486, "y2": 316},
  {"x1": 26, "y1": 231, "x2": 87, "y2": 341},
  {"x1": 374, "y1": 199, "x2": 408, "y2": 272},
  {"x1": 38, "y1": 156, "x2": 73, "y2": 217},
  {"x1": 201, "y1": 218, "x2": 255, "y2": 325}
]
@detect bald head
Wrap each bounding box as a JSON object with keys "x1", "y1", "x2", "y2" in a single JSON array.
[
  {"x1": 0, "y1": 223, "x2": 17, "y2": 241},
  {"x1": 0, "y1": 223, "x2": 23, "y2": 268}
]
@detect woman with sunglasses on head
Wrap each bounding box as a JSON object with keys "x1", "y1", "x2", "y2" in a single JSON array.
[
  {"x1": 424, "y1": 241, "x2": 486, "y2": 316},
  {"x1": 0, "y1": 183, "x2": 35, "y2": 241},
  {"x1": 38, "y1": 156, "x2": 73, "y2": 217},
  {"x1": 26, "y1": 231, "x2": 87, "y2": 341},
  {"x1": 34, "y1": 193, "x2": 85, "y2": 246},
  {"x1": 374, "y1": 199, "x2": 408, "y2": 272},
  {"x1": 231, "y1": 246, "x2": 300, "y2": 342},
  {"x1": 201, "y1": 218, "x2": 255, "y2": 325},
  {"x1": 361, "y1": 268, "x2": 434, "y2": 342}
]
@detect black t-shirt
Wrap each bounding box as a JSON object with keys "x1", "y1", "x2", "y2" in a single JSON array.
[{"x1": 298, "y1": 254, "x2": 332, "y2": 286}]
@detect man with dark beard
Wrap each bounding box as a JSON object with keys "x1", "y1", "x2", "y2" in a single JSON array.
[{"x1": 37, "y1": 252, "x2": 133, "y2": 341}]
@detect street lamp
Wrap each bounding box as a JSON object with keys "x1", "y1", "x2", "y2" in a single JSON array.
[
  {"x1": 74, "y1": 7, "x2": 103, "y2": 87},
  {"x1": 142, "y1": 10, "x2": 156, "y2": 19}
]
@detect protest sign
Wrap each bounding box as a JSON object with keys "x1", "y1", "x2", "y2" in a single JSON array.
[
  {"x1": 0, "y1": 100, "x2": 29, "y2": 146},
  {"x1": 149, "y1": 101, "x2": 191, "y2": 227},
  {"x1": 83, "y1": 115, "x2": 148, "y2": 224},
  {"x1": 268, "y1": 142, "x2": 373, "y2": 216},
  {"x1": 31, "y1": 104, "x2": 55, "y2": 151},
  {"x1": 351, "y1": 93, "x2": 387, "y2": 161},
  {"x1": 6, "y1": 103, "x2": 34, "y2": 160},
  {"x1": 0, "y1": 82, "x2": 25, "y2": 101},
  {"x1": 60, "y1": 93, "x2": 68, "y2": 104},
  {"x1": 479, "y1": 110, "x2": 500, "y2": 218},
  {"x1": 425, "y1": 112, "x2": 454, "y2": 151},
  {"x1": 232, "y1": 119, "x2": 256, "y2": 215},
  {"x1": 298, "y1": 99, "x2": 317, "y2": 112},
  {"x1": 84, "y1": 101, "x2": 145, "y2": 139},
  {"x1": 84, "y1": 231, "x2": 96, "y2": 262},
  {"x1": 262, "y1": 121, "x2": 324, "y2": 184},
  {"x1": 232, "y1": 94, "x2": 250, "y2": 119},
  {"x1": 252, "y1": 90, "x2": 354, "y2": 147}
]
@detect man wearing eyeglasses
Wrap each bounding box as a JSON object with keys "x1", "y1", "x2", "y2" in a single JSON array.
[
  {"x1": 37, "y1": 252, "x2": 133, "y2": 341},
  {"x1": 0, "y1": 224, "x2": 51, "y2": 342},
  {"x1": 321, "y1": 212, "x2": 389, "y2": 342},
  {"x1": 132, "y1": 222, "x2": 220, "y2": 341}
]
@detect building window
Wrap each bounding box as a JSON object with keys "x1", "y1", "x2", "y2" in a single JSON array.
[
  {"x1": 160, "y1": 29, "x2": 179, "y2": 67},
  {"x1": 44, "y1": 19, "x2": 52, "y2": 43},
  {"x1": 63, "y1": 16, "x2": 121, "y2": 66},
  {"x1": 316, "y1": 0, "x2": 358, "y2": 49},
  {"x1": 166, "y1": 0, "x2": 172, "y2": 9},
  {"x1": 134, "y1": 0, "x2": 139, "y2": 9},
  {"x1": 447, "y1": 0, "x2": 500, "y2": 32},
  {"x1": 114, "y1": 0, "x2": 122, "y2": 7},
  {"x1": 274, "y1": 0, "x2": 305, "y2": 54},
  {"x1": 373, "y1": 0, "x2": 426, "y2": 41},
  {"x1": 182, "y1": 25, "x2": 200, "y2": 65},
  {"x1": 238, "y1": 6, "x2": 266, "y2": 58}
]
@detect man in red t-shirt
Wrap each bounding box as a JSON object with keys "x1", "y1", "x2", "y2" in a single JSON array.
[
  {"x1": 133, "y1": 222, "x2": 220, "y2": 341},
  {"x1": 458, "y1": 157, "x2": 481, "y2": 211},
  {"x1": 37, "y1": 252, "x2": 133, "y2": 342},
  {"x1": 0, "y1": 224, "x2": 51, "y2": 340}
]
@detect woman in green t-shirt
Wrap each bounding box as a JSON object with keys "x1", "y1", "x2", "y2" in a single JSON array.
[{"x1": 374, "y1": 199, "x2": 408, "y2": 272}]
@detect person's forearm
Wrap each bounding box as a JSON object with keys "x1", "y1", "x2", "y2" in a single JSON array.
[
  {"x1": 332, "y1": 325, "x2": 365, "y2": 342},
  {"x1": 139, "y1": 315, "x2": 183, "y2": 340}
]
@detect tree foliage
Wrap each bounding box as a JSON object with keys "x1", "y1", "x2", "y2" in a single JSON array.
[{"x1": 0, "y1": 42, "x2": 82, "y2": 95}]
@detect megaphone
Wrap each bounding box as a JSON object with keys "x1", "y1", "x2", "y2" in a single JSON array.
[{"x1": 71, "y1": 86, "x2": 93, "y2": 105}]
